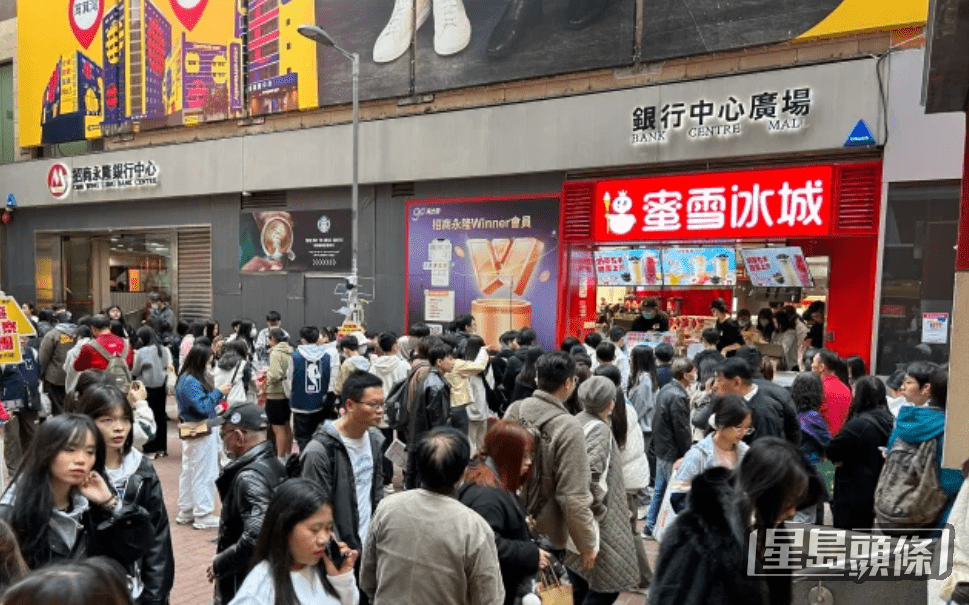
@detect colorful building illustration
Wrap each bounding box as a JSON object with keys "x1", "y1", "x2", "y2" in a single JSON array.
[
  {"x1": 102, "y1": 0, "x2": 172, "y2": 134},
  {"x1": 165, "y1": 32, "x2": 243, "y2": 126},
  {"x1": 247, "y1": 0, "x2": 299, "y2": 115},
  {"x1": 41, "y1": 51, "x2": 103, "y2": 144}
]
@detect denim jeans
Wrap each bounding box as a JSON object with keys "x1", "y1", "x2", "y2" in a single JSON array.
[{"x1": 645, "y1": 457, "x2": 674, "y2": 535}]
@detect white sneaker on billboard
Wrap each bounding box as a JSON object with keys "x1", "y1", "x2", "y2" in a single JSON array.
[
  {"x1": 433, "y1": 0, "x2": 471, "y2": 56},
  {"x1": 374, "y1": 0, "x2": 430, "y2": 63}
]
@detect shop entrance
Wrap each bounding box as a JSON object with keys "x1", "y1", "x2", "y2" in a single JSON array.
[
  {"x1": 592, "y1": 242, "x2": 830, "y2": 371},
  {"x1": 35, "y1": 227, "x2": 212, "y2": 324}
]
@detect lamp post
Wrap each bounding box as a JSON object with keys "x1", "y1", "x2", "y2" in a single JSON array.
[{"x1": 297, "y1": 24, "x2": 361, "y2": 324}]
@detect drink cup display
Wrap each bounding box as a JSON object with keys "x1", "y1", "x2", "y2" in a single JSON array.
[
  {"x1": 776, "y1": 254, "x2": 799, "y2": 286},
  {"x1": 691, "y1": 255, "x2": 708, "y2": 282},
  {"x1": 645, "y1": 255, "x2": 658, "y2": 285},
  {"x1": 472, "y1": 298, "x2": 532, "y2": 347},
  {"x1": 628, "y1": 257, "x2": 645, "y2": 284},
  {"x1": 715, "y1": 254, "x2": 730, "y2": 281}
]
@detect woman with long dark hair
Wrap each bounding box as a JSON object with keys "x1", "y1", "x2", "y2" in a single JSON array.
[
  {"x1": 825, "y1": 375, "x2": 893, "y2": 530},
  {"x1": 132, "y1": 326, "x2": 173, "y2": 458},
  {"x1": 458, "y1": 419, "x2": 547, "y2": 605},
  {"x1": 229, "y1": 479, "x2": 359, "y2": 605},
  {"x1": 0, "y1": 415, "x2": 119, "y2": 569},
  {"x1": 770, "y1": 311, "x2": 799, "y2": 371},
  {"x1": 73, "y1": 385, "x2": 174, "y2": 605},
  {"x1": 510, "y1": 347, "x2": 544, "y2": 404},
  {"x1": 175, "y1": 344, "x2": 230, "y2": 530},
  {"x1": 462, "y1": 335, "x2": 492, "y2": 455}
]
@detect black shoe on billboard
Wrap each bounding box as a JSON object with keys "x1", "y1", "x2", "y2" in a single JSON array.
[
  {"x1": 487, "y1": 0, "x2": 542, "y2": 58},
  {"x1": 566, "y1": 0, "x2": 608, "y2": 30}
]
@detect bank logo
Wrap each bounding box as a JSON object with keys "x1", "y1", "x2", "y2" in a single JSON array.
[
  {"x1": 317, "y1": 216, "x2": 331, "y2": 234},
  {"x1": 47, "y1": 163, "x2": 72, "y2": 200}
]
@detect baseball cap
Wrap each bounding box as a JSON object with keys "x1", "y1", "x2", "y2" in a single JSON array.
[{"x1": 210, "y1": 403, "x2": 269, "y2": 431}]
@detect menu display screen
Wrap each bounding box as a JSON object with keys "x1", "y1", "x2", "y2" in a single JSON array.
[
  {"x1": 662, "y1": 247, "x2": 736, "y2": 287},
  {"x1": 741, "y1": 247, "x2": 814, "y2": 287},
  {"x1": 593, "y1": 249, "x2": 663, "y2": 286}
]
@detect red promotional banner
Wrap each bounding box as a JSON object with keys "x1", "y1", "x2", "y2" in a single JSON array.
[{"x1": 592, "y1": 165, "x2": 835, "y2": 241}]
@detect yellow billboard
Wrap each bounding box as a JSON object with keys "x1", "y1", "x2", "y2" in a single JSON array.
[{"x1": 19, "y1": 0, "x2": 252, "y2": 147}]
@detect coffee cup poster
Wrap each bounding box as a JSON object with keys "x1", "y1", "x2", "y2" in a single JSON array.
[
  {"x1": 406, "y1": 198, "x2": 560, "y2": 350},
  {"x1": 239, "y1": 210, "x2": 352, "y2": 273}
]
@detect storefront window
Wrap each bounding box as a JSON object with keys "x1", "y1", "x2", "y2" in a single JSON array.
[
  {"x1": 875, "y1": 183, "x2": 960, "y2": 375},
  {"x1": 35, "y1": 230, "x2": 173, "y2": 322}
]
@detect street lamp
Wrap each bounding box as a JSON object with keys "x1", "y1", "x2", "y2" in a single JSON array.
[{"x1": 298, "y1": 24, "x2": 361, "y2": 324}]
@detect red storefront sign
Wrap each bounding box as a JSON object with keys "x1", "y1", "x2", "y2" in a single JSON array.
[{"x1": 592, "y1": 165, "x2": 834, "y2": 241}]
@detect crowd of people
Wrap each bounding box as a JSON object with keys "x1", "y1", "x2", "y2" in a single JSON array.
[{"x1": 0, "y1": 299, "x2": 962, "y2": 605}]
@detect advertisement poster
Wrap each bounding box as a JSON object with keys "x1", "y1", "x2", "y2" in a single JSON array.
[
  {"x1": 247, "y1": 0, "x2": 320, "y2": 116},
  {"x1": 593, "y1": 249, "x2": 662, "y2": 286},
  {"x1": 19, "y1": 0, "x2": 254, "y2": 146},
  {"x1": 741, "y1": 247, "x2": 815, "y2": 288},
  {"x1": 663, "y1": 247, "x2": 736, "y2": 287},
  {"x1": 240, "y1": 209, "x2": 352, "y2": 273},
  {"x1": 406, "y1": 198, "x2": 560, "y2": 349},
  {"x1": 922, "y1": 313, "x2": 949, "y2": 345}
]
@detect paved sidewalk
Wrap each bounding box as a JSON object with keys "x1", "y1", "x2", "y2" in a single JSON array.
[{"x1": 153, "y1": 418, "x2": 219, "y2": 605}]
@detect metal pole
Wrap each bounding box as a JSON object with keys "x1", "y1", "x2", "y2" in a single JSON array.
[{"x1": 350, "y1": 52, "x2": 361, "y2": 324}]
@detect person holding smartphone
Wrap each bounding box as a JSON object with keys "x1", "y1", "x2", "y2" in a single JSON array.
[{"x1": 228, "y1": 479, "x2": 359, "y2": 605}]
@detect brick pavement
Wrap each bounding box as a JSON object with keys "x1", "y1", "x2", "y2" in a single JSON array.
[
  {"x1": 152, "y1": 419, "x2": 219, "y2": 605},
  {"x1": 153, "y1": 410, "x2": 653, "y2": 605}
]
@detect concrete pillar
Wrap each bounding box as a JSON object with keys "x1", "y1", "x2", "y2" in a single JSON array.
[{"x1": 943, "y1": 124, "x2": 969, "y2": 468}]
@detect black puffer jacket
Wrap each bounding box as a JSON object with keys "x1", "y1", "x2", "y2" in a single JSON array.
[
  {"x1": 649, "y1": 467, "x2": 770, "y2": 605},
  {"x1": 300, "y1": 421, "x2": 384, "y2": 553},
  {"x1": 502, "y1": 348, "x2": 530, "y2": 398},
  {"x1": 458, "y1": 476, "x2": 539, "y2": 605},
  {"x1": 213, "y1": 441, "x2": 286, "y2": 604},
  {"x1": 114, "y1": 454, "x2": 174, "y2": 605}
]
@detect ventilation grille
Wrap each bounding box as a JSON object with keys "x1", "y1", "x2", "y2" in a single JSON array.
[
  {"x1": 392, "y1": 182, "x2": 416, "y2": 198},
  {"x1": 834, "y1": 163, "x2": 881, "y2": 234},
  {"x1": 562, "y1": 182, "x2": 594, "y2": 242},
  {"x1": 177, "y1": 228, "x2": 213, "y2": 323},
  {"x1": 242, "y1": 190, "x2": 286, "y2": 210}
]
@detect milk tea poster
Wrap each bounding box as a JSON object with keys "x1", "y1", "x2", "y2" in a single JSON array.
[{"x1": 406, "y1": 198, "x2": 560, "y2": 350}]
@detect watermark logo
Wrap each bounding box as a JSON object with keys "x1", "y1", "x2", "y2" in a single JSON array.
[
  {"x1": 747, "y1": 524, "x2": 954, "y2": 583},
  {"x1": 411, "y1": 207, "x2": 441, "y2": 221}
]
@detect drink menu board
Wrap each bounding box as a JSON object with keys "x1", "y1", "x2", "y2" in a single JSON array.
[
  {"x1": 740, "y1": 247, "x2": 814, "y2": 287},
  {"x1": 593, "y1": 249, "x2": 663, "y2": 286},
  {"x1": 663, "y1": 247, "x2": 736, "y2": 287}
]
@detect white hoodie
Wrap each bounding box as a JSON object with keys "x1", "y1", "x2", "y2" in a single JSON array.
[{"x1": 369, "y1": 355, "x2": 410, "y2": 396}]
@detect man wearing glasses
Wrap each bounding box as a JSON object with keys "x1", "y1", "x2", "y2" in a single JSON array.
[
  {"x1": 713, "y1": 357, "x2": 800, "y2": 447},
  {"x1": 300, "y1": 369, "x2": 385, "y2": 599}
]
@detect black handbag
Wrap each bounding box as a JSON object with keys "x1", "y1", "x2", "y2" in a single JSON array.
[{"x1": 95, "y1": 503, "x2": 154, "y2": 564}]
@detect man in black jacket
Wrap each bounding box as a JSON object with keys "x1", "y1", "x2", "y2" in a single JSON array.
[
  {"x1": 711, "y1": 298, "x2": 744, "y2": 354},
  {"x1": 207, "y1": 403, "x2": 286, "y2": 605},
  {"x1": 501, "y1": 327, "x2": 537, "y2": 396},
  {"x1": 405, "y1": 342, "x2": 453, "y2": 489},
  {"x1": 712, "y1": 358, "x2": 800, "y2": 447},
  {"x1": 301, "y1": 370, "x2": 385, "y2": 561},
  {"x1": 644, "y1": 357, "x2": 695, "y2": 536}
]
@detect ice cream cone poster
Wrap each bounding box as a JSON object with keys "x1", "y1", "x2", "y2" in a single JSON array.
[{"x1": 406, "y1": 197, "x2": 561, "y2": 350}]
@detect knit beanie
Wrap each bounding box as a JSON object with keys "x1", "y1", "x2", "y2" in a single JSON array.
[{"x1": 579, "y1": 376, "x2": 616, "y2": 414}]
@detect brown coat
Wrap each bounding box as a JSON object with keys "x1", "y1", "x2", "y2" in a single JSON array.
[{"x1": 505, "y1": 390, "x2": 597, "y2": 553}]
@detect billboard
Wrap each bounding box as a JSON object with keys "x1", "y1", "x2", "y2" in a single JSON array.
[
  {"x1": 19, "y1": 0, "x2": 926, "y2": 146},
  {"x1": 405, "y1": 197, "x2": 560, "y2": 350},
  {"x1": 19, "y1": 0, "x2": 315, "y2": 146},
  {"x1": 240, "y1": 209, "x2": 352, "y2": 273}
]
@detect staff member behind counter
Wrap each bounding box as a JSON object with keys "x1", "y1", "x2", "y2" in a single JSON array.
[
  {"x1": 711, "y1": 298, "x2": 745, "y2": 354},
  {"x1": 631, "y1": 298, "x2": 670, "y2": 333}
]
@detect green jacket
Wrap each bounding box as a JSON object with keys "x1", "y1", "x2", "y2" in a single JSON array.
[{"x1": 265, "y1": 341, "x2": 293, "y2": 399}]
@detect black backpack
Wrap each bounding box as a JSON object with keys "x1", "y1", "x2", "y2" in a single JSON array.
[{"x1": 386, "y1": 369, "x2": 419, "y2": 433}]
